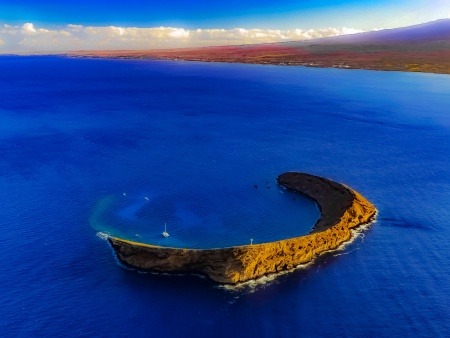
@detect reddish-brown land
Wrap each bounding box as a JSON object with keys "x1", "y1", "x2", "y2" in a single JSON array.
[{"x1": 69, "y1": 19, "x2": 450, "y2": 74}]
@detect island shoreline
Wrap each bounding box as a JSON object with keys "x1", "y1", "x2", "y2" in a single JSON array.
[{"x1": 107, "y1": 172, "x2": 377, "y2": 284}]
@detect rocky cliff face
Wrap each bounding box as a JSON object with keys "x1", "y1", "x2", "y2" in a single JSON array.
[{"x1": 108, "y1": 172, "x2": 377, "y2": 284}]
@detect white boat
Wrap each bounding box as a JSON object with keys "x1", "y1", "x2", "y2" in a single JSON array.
[{"x1": 162, "y1": 223, "x2": 169, "y2": 238}]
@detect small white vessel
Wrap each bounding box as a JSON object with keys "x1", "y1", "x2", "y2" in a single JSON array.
[{"x1": 162, "y1": 223, "x2": 169, "y2": 238}]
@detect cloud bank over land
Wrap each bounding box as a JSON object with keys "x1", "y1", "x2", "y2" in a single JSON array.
[{"x1": 0, "y1": 23, "x2": 363, "y2": 53}]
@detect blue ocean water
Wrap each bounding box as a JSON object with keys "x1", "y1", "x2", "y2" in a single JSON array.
[
  {"x1": 91, "y1": 183, "x2": 319, "y2": 249},
  {"x1": 0, "y1": 56, "x2": 449, "y2": 337}
]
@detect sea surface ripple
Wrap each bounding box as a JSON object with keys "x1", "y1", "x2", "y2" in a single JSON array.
[{"x1": 0, "y1": 56, "x2": 449, "y2": 337}]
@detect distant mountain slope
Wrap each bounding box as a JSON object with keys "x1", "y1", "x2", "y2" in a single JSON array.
[
  {"x1": 69, "y1": 19, "x2": 450, "y2": 74},
  {"x1": 307, "y1": 19, "x2": 450, "y2": 44}
]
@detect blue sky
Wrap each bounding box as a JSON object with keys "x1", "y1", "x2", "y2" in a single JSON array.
[
  {"x1": 0, "y1": 0, "x2": 449, "y2": 52},
  {"x1": 1, "y1": 0, "x2": 448, "y2": 29}
]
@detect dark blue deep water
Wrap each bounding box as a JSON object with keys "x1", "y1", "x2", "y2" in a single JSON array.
[{"x1": 1, "y1": 56, "x2": 449, "y2": 337}]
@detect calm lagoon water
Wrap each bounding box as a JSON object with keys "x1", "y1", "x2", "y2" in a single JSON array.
[{"x1": 0, "y1": 56, "x2": 449, "y2": 336}]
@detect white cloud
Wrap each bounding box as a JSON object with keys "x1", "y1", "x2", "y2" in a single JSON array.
[
  {"x1": 169, "y1": 28, "x2": 189, "y2": 39},
  {"x1": 22, "y1": 23, "x2": 37, "y2": 34},
  {"x1": 341, "y1": 27, "x2": 362, "y2": 35},
  {"x1": 0, "y1": 22, "x2": 364, "y2": 53}
]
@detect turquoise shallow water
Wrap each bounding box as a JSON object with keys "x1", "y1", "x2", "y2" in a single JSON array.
[
  {"x1": 90, "y1": 180, "x2": 319, "y2": 248},
  {"x1": 0, "y1": 56, "x2": 449, "y2": 337}
]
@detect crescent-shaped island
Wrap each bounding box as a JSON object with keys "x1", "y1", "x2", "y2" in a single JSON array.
[{"x1": 108, "y1": 172, "x2": 377, "y2": 284}]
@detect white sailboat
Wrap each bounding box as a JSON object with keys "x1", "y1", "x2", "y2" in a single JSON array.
[{"x1": 162, "y1": 223, "x2": 169, "y2": 238}]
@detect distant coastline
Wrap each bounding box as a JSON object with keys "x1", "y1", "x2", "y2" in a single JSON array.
[
  {"x1": 65, "y1": 19, "x2": 450, "y2": 75},
  {"x1": 66, "y1": 45, "x2": 450, "y2": 75},
  {"x1": 108, "y1": 172, "x2": 377, "y2": 284}
]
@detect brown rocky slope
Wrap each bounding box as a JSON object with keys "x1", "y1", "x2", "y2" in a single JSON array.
[{"x1": 108, "y1": 172, "x2": 377, "y2": 284}]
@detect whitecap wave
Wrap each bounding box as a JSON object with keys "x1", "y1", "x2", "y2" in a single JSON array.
[{"x1": 96, "y1": 232, "x2": 110, "y2": 241}]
